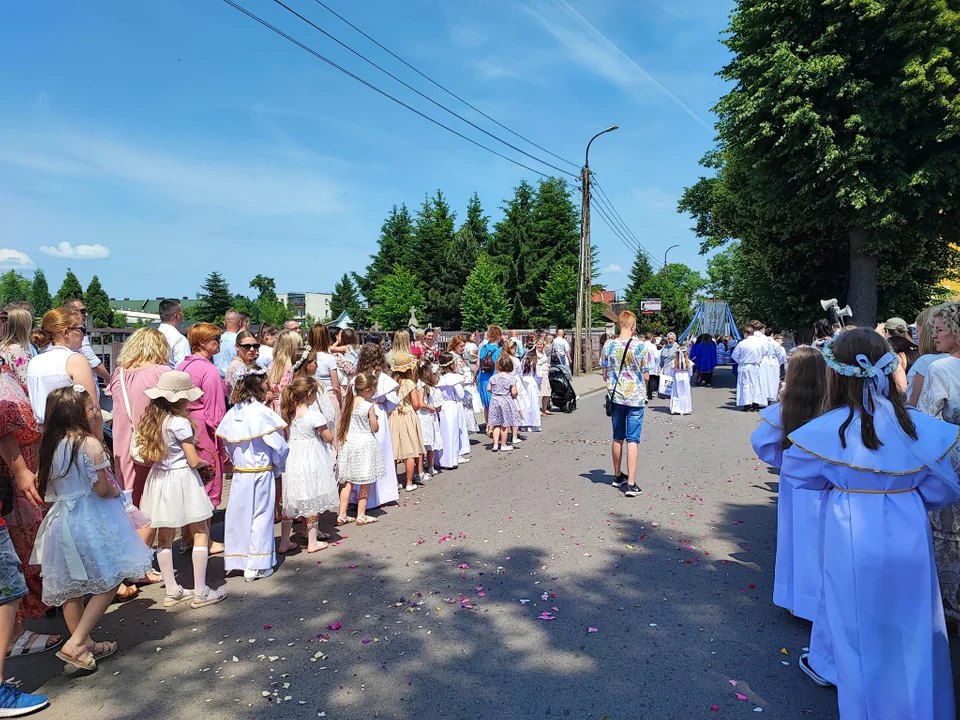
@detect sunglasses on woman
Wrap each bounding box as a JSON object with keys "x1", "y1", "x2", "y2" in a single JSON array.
[{"x1": 238, "y1": 343, "x2": 261, "y2": 350}]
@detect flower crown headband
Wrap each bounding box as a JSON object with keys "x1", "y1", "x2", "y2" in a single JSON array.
[
  {"x1": 821, "y1": 338, "x2": 899, "y2": 380},
  {"x1": 292, "y1": 344, "x2": 313, "y2": 371},
  {"x1": 236, "y1": 365, "x2": 267, "y2": 381}
]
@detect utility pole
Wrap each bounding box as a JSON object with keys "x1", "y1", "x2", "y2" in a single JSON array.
[{"x1": 574, "y1": 126, "x2": 618, "y2": 377}]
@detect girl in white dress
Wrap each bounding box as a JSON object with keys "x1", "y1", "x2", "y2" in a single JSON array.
[
  {"x1": 279, "y1": 376, "x2": 338, "y2": 553},
  {"x1": 31, "y1": 385, "x2": 154, "y2": 671},
  {"x1": 138, "y1": 371, "x2": 225, "y2": 609},
  {"x1": 520, "y1": 347, "x2": 542, "y2": 432},
  {"x1": 416, "y1": 362, "x2": 442, "y2": 479},
  {"x1": 216, "y1": 368, "x2": 289, "y2": 583},
  {"x1": 435, "y1": 353, "x2": 466, "y2": 469},
  {"x1": 349, "y1": 345, "x2": 399, "y2": 510},
  {"x1": 667, "y1": 346, "x2": 693, "y2": 415},
  {"x1": 336, "y1": 373, "x2": 385, "y2": 527}
]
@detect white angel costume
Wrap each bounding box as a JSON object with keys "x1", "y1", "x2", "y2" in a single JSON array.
[
  {"x1": 436, "y1": 372, "x2": 465, "y2": 469},
  {"x1": 350, "y1": 373, "x2": 400, "y2": 509},
  {"x1": 751, "y1": 403, "x2": 821, "y2": 620},
  {"x1": 216, "y1": 401, "x2": 288, "y2": 574},
  {"x1": 731, "y1": 332, "x2": 767, "y2": 407}
]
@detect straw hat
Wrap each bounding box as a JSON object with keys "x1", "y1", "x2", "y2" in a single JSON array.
[
  {"x1": 144, "y1": 371, "x2": 203, "y2": 402},
  {"x1": 392, "y1": 352, "x2": 417, "y2": 373}
]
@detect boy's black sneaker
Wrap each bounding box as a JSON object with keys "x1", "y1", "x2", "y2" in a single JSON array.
[
  {"x1": 611, "y1": 473, "x2": 629, "y2": 488},
  {"x1": 624, "y1": 484, "x2": 643, "y2": 497}
]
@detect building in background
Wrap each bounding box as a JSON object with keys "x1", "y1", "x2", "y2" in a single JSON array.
[
  {"x1": 110, "y1": 297, "x2": 202, "y2": 326},
  {"x1": 277, "y1": 292, "x2": 332, "y2": 324}
]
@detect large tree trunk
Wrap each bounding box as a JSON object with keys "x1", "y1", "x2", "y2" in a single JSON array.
[{"x1": 848, "y1": 226, "x2": 878, "y2": 326}]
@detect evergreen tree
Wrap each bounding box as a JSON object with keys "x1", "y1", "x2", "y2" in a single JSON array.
[
  {"x1": 0, "y1": 271, "x2": 30, "y2": 307},
  {"x1": 85, "y1": 275, "x2": 113, "y2": 328},
  {"x1": 464, "y1": 192, "x2": 491, "y2": 249},
  {"x1": 460, "y1": 254, "x2": 510, "y2": 331},
  {"x1": 369, "y1": 265, "x2": 426, "y2": 330},
  {"x1": 625, "y1": 250, "x2": 655, "y2": 309},
  {"x1": 431, "y1": 225, "x2": 479, "y2": 330},
  {"x1": 30, "y1": 269, "x2": 52, "y2": 317},
  {"x1": 490, "y1": 181, "x2": 536, "y2": 326},
  {"x1": 537, "y1": 264, "x2": 579, "y2": 328},
  {"x1": 357, "y1": 204, "x2": 415, "y2": 304},
  {"x1": 195, "y1": 271, "x2": 233, "y2": 322},
  {"x1": 410, "y1": 191, "x2": 456, "y2": 324},
  {"x1": 329, "y1": 273, "x2": 364, "y2": 325},
  {"x1": 635, "y1": 263, "x2": 705, "y2": 333},
  {"x1": 250, "y1": 274, "x2": 289, "y2": 327},
  {"x1": 521, "y1": 178, "x2": 581, "y2": 325},
  {"x1": 54, "y1": 269, "x2": 84, "y2": 307}
]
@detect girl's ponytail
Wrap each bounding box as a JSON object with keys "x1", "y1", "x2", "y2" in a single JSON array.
[{"x1": 281, "y1": 376, "x2": 319, "y2": 429}]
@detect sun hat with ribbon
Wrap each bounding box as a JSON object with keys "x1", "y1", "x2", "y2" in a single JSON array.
[
  {"x1": 144, "y1": 371, "x2": 203, "y2": 403},
  {"x1": 392, "y1": 352, "x2": 417, "y2": 373}
]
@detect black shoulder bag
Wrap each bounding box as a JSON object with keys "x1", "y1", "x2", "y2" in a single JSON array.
[{"x1": 605, "y1": 339, "x2": 632, "y2": 417}]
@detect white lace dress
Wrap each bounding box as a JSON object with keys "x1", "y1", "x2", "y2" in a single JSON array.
[
  {"x1": 282, "y1": 409, "x2": 339, "y2": 517},
  {"x1": 31, "y1": 437, "x2": 155, "y2": 607},
  {"x1": 337, "y1": 398, "x2": 384, "y2": 485}
]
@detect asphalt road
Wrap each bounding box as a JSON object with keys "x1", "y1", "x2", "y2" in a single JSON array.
[{"x1": 14, "y1": 367, "x2": 845, "y2": 720}]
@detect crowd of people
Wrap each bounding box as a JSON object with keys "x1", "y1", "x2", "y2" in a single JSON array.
[
  {"x1": 739, "y1": 303, "x2": 960, "y2": 719},
  {"x1": 0, "y1": 296, "x2": 591, "y2": 715}
]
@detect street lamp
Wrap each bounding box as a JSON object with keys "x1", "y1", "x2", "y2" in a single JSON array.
[
  {"x1": 575, "y1": 125, "x2": 619, "y2": 377},
  {"x1": 663, "y1": 244, "x2": 680, "y2": 270}
]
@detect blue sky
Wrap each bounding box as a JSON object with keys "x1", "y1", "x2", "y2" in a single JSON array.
[{"x1": 0, "y1": 0, "x2": 734, "y2": 302}]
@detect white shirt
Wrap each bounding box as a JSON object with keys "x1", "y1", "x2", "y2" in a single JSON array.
[
  {"x1": 732, "y1": 332, "x2": 767, "y2": 366},
  {"x1": 79, "y1": 335, "x2": 103, "y2": 369},
  {"x1": 26, "y1": 345, "x2": 74, "y2": 424},
  {"x1": 158, "y1": 322, "x2": 189, "y2": 369},
  {"x1": 553, "y1": 337, "x2": 571, "y2": 363},
  {"x1": 642, "y1": 341, "x2": 660, "y2": 375},
  {"x1": 156, "y1": 416, "x2": 194, "y2": 471},
  {"x1": 313, "y1": 352, "x2": 339, "y2": 384},
  {"x1": 214, "y1": 330, "x2": 238, "y2": 377},
  {"x1": 256, "y1": 344, "x2": 274, "y2": 369}
]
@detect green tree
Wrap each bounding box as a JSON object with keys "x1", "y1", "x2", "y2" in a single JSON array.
[
  {"x1": 250, "y1": 274, "x2": 289, "y2": 327},
  {"x1": 634, "y1": 264, "x2": 704, "y2": 333},
  {"x1": 460, "y1": 254, "x2": 510, "y2": 331},
  {"x1": 409, "y1": 191, "x2": 456, "y2": 324},
  {"x1": 537, "y1": 264, "x2": 578, "y2": 328},
  {"x1": 84, "y1": 275, "x2": 114, "y2": 328},
  {"x1": 195, "y1": 271, "x2": 233, "y2": 322},
  {"x1": 432, "y1": 225, "x2": 479, "y2": 330},
  {"x1": 523, "y1": 178, "x2": 581, "y2": 324},
  {"x1": 357, "y1": 204, "x2": 415, "y2": 304},
  {"x1": 625, "y1": 250, "x2": 655, "y2": 310},
  {"x1": 490, "y1": 181, "x2": 536, "y2": 326},
  {"x1": 329, "y1": 273, "x2": 364, "y2": 325},
  {"x1": 54, "y1": 269, "x2": 84, "y2": 307},
  {"x1": 369, "y1": 265, "x2": 426, "y2": 330},
  {"x1": 0, "y1": 271, "x2": 31, "y2": 307},
  {"x1": 682, "y1": 0, "x2": 960, "y2": 325},
  {"x1": 30, "y1": 269, "x2": 52, "y2": 317},
  {"x1": 464, "y1": 192, "x2": 491, "y2": 250}
]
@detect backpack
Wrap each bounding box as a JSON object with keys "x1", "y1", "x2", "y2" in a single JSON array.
[{"x1": 479, "y1": 344, "x2": 496, "y2": 373}]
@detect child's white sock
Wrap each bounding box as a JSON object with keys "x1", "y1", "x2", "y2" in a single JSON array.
[
  {"x1": 157, "y1": 549, "x2": 177, "y2": 594},
  {"x1": 192, "y1": 546, "x2": 209, "y2": 594}
]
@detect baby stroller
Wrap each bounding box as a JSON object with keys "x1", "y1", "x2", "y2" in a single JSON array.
[{"x1": 549, "y1": 365, "x2": 577, "y2": 413}]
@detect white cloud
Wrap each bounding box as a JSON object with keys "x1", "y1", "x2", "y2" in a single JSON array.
[
  {"x1": 603, "y1": 263, "x2": 623, "y2": 273},
  {"x1": 526, "y1": 0, "x2": 711, "y2": 129},
  {"x1": 39, "y1": 241, "x2": 110, "y2": 260},
  {"x1": 0, "y1": 249, "x2": 34, "y2": 268}
]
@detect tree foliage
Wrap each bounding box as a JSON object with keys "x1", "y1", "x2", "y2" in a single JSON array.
[
  {"x1": 625, "y1": 250, "x2": 655, "y2": 310},
  {"x1": 537, "y1": 264, "x2": 578, "y2": 329},
  {"x1": 413, "y1": 191, "x2": 457, "y2": 325},
  {"x1": 250, "y1": 274, "x2": 289, "y2": 327},
  {"x1": 369, "y1": 265, "x2": 426, "y2": 331},
  {"x1": 30, "y1": 270, "x2": 52, "y2": 317},
  {"x1": 432, "y1": 225, "x2": 479, "y2": 330},
  {"x1": 460, "y1": 254, "x2": 510, "y2": 331},
  {"x1": 0, "y1": 272, "x2": 31, "y2": 307},
  {"x1": 193, "y1": 272, "x2": 234, "y2": 323},
  {"x1": 681, "y1": 0, "x2": 960, "y2": 327},
  {"x1": 464, "y1": 192, "x2": 491, "y2": 250},
  {"x1": 357, "y1": 204, "x2": 414, "y2": 305},
  {"x1": 631, "y1": 264, "x2": 704, "y2": 334},
  {"x1": 85, "y1": 275, "x2": 115, "y2": 328},
  {"x1": 489, "y1": 181, "x2": 535, "y2": 327},
  {"x1": 330, "y1": 273, "x2": 364, "y2": 326},
  {"x1": 54, "y1": 269, "x2": 84, "y2": 308}
]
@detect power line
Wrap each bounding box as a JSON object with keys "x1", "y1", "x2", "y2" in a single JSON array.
[
  {"x1": 220, "y1": 0, "x2": 551, "y2": 178},
  {"x1": 310, "y1": 0, "x2": 580, "y2": 170},
  {"x1": 268, "y1": 0, "x2": 577, "y2": 178},
  {"x1": 590, "y1": 194, "x2": 643, "y2": 258},
  {"x1": 591, "y1": 179, "x2": 661, "y2": 266}
]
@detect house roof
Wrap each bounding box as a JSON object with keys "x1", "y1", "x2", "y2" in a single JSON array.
[
  {"x1": 110, "y1": 298, "x2": 202, "y2": 313},
  {"x1": 592, "y1": 290, "x2": 616, "y2": 304}
]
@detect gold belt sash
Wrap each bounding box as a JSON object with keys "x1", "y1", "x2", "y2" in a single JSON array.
[
  {"x1": 233, "y1": 466, "x2": 273, "y2": 473},
  {"x1": 832, "y1": 486, "x2": 916, "y2": 495}
]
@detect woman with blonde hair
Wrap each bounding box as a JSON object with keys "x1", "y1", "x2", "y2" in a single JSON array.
[
  {"x1": 267, "y1": 330, "x2": 303, "y2": 411},
  {"x1": 27, "y1": 307, "x2": 99, "y2": 426},
  {"x1": 386, "y1": 330, "x2": 412, "y2": 370},
  {"x1": 307, "y1": 323, "x2": 342, "y2": 414},
  {"x1": 177, "y1": 323, "x2": 227, "y2": 544},
  {"x1": 908, "y1": 307, "x2": 948, "y2": 407},
  {"x1": 0, "y1": 306, "x2": 33, "y2": 390}
]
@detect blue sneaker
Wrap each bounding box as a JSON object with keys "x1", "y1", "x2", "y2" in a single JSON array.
[{"x1": 0, "y1": 682, "x2": 48, "y2": 717}]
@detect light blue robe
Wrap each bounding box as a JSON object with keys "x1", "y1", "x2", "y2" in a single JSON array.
[
  {"x1": 783, "y1": 407, "x2": 960, "y2": 720},
  {"x1": 751, "y1": 403, "x2": 823, "y2": 621}
]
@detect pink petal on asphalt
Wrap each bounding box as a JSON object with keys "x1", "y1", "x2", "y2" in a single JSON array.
[
  {"x1": 736, "y1": 693, "x2": 748, "y2": 701},
  {"x1": 588, "y1": 627, "x2": 599, "y2": 633}
]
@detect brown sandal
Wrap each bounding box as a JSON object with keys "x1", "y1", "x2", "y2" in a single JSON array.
[
  {"x1": 56, "y1": 645, "x2": 96, "y2": 671},
  {"x1": 113, "y1": 584, "x2": 138, "y2": 602}
]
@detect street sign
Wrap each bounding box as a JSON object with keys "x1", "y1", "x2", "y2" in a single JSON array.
[{"x1": 641, "y1": 298, "x2": 662, "y2": 314}]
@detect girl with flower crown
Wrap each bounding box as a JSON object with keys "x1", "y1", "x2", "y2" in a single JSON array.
[{"x1": 782, "y1": 329, "x2": 960, "y2": 718}]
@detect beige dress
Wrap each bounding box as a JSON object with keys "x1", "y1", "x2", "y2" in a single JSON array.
[
  {"x1": 918, "y1": 355, "x2": 960, "y2": 621},
  {"x1": 389, "y1": 379, "x2": 424, "y2": 461}
]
